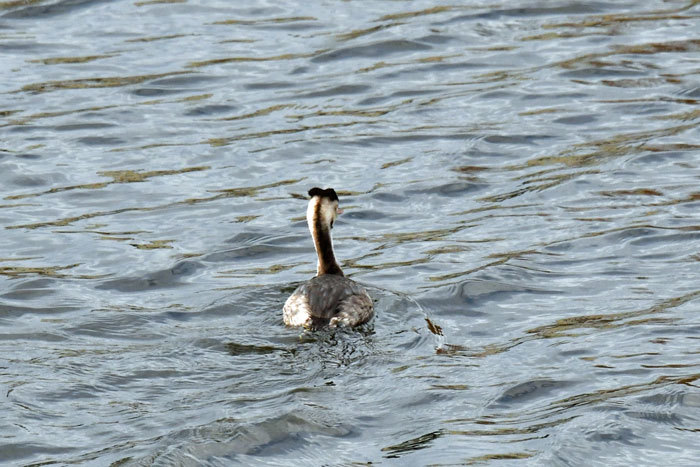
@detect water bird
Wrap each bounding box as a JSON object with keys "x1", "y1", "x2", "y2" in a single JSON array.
[{"x1": 283, "y1": 187, "x2": 373, "y2": 328}]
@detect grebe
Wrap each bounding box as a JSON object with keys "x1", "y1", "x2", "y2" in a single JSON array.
[{"x1": 283, "y1": 187, "x2": 373, "y2": 328}]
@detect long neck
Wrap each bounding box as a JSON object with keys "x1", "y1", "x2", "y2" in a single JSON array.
[{"x1": 308, "y1": 200, "x2": 344, "y2": 276}]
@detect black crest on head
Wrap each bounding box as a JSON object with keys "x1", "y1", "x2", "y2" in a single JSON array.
[{"x1": 308, "y1": 187, "x2": 339, "y2": 201}]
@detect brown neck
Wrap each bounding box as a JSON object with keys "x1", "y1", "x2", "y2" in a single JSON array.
[{"x1": 313, "y1": 213, "x2": 344, "y2": 276}]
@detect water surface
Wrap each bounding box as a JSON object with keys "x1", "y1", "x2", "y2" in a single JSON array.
[{"x1": 1, "y1": 0, "x2": 699, "y2": 465}]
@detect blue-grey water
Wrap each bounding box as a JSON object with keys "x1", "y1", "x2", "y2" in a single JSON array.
[{"x1": 2, "y1": 0, "x2": 699, "y2": 465}]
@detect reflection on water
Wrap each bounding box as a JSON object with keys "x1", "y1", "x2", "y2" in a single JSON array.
[{"x1": 1, "y1": 0, "x2": 699, "y2": 465}]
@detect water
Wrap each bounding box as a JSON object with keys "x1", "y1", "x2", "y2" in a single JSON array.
[{"x1": 1, "y1": 0, "x2": 699, "y2": 465}]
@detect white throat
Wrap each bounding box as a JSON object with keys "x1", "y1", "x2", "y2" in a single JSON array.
[{"x1": 306, "y1": 195, "x2": 341, "y2": 276}]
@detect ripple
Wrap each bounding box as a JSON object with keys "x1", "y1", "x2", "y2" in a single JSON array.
[
  {"x1": 311, "y1": 39, "x2": 432, "y2": 63},
  {"x1": 95, "y1": 260, "x2": 204, "y2": 292},
  {"x1": 2, "y1": 0, "x2": 107, "y2": 19},
  {"x1": 136, "y1": 411, "x2": 353, "y2": 463},
  {"x1": 493, "y1": 379, "x2": 577, "y2": 407}
]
